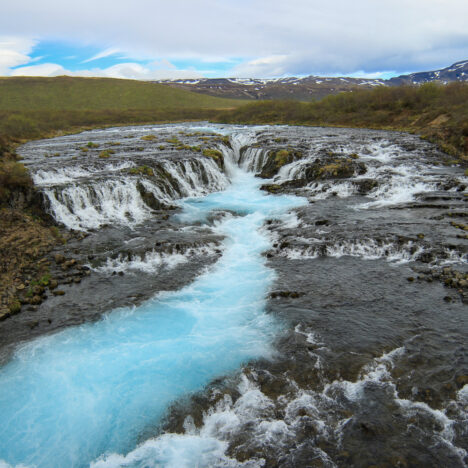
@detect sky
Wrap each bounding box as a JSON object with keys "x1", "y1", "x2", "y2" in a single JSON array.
[{"x1": 0, "y1": 0, "x2": 467, "y2": 80}]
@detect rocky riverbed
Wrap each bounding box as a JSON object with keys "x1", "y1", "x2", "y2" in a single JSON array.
[{"x1": 0, "y1": 123, "x2": 467, "y2": 467}]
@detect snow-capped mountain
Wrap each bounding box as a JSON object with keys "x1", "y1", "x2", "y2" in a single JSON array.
[{"x1": 154, "y1": 60, "x2": 467, "y2": 101}]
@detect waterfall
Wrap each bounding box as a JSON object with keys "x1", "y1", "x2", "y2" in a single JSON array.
[{"x1": 40, "y1": 157, "x2": 230, "y2": 231}]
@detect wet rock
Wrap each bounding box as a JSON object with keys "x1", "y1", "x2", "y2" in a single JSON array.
[
  {"x1": 260, "y1": 184, "x2": 282, "y2": 194},
  {"x1": 416, "y1": 251, "x2": 435, "y2": 263},
  {"x1": 52, "y1": 290, "x2": 65, "y2": 296},
  {"x1": 54, "y1": 254, "x2": 66, "y2": 264},
  {"x1": 258, "y1": 148, "x2": 303, "y2": 178},
  {"x1": 455, "y1": 375, "x2": 468, "y2": 388},
  {"x1": 32, "y1": 285, "x2": 45, "y2": 296},
  {"x1": 315, "y1": 219, "x2": 329, "y2": 226},
  {"x1": 299, "y1": 154, "x2": 367, "y2": 182},
  {"x1": 0, "y1": 309, "x2": 11, "y2": 321},
  {"x1": 270, "y1": 291, "x2": 305, "y2": 299},
  {"x1": 352, "y1": 178, "x2": 379, "y2": 195},
  {"x1": 30, "y1": 295, "x2": 43, "y2": 305}
]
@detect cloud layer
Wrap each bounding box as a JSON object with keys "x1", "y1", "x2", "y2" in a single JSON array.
[{"x1": 1, "y1": 0, "x2": 467, "y2": 78}]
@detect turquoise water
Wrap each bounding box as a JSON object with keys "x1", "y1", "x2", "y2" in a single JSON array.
[{"x1": 0, "y1": 169, "x2": 305, "y2": 468}]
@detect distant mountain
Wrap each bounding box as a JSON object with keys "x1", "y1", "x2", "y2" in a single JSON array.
[
  {"x1": 154, "y1": 60, "x2": 468, "y2": 101},
  {"x1": 389, "y1": 60, "x2": 468, "y2": 85}
]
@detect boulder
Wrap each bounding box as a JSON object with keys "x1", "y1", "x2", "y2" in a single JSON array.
[{"x1": 258, "y1": 149, "x2": 303, "y2": 178}]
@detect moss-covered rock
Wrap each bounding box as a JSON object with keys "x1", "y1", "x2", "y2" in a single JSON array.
[
  {"x1": 260, "y1": 184, "x2": 282, "y2": 194},
  {"x1": 202, "y1": 148, "x2": 224, "y2": 170},
  {"x1": 141, "y1": 134, "x2": 157, "y2": 141},
  {"x1": 302, "y1": 155, "x2": 367, "y2": 181},
  {"x1": 128, "y1": 165, "x2": 154, "y2": 177},
  {"x1": 258, "y1": 149, "x2": 303, "y2": 178},
  {"x1": 98, "y1": 149, "x2": 115, "y2": 159}
]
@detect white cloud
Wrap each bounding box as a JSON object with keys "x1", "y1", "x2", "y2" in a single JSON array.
[
  {"x1": 0, "y1": 0, "x2": 467, "y2": 77},
  {"x1": 82, "y1": 47, "x2": 121, "y2": 63},
  {"x1": 0, "y1": 37, "x2": 36, "y2": 74},
  {"x1": 10, "y1": 62, "x2": 66, "y2": 76},
  {"x1": 10, "y1": 61, "x2": 203, "y2": 80}
]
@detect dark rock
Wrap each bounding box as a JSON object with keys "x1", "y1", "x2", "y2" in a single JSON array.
[
  {"x1": 30, "y1": 295, "x2": 43, "y2": 305},
  {"x1": 299, "y1": 154, "x2": 367, "y2": 182},
  {"x1": 54, "y1": 254, "x2": 66, "y2": 264},
  {"x1": 32, "y1": 285, "x2": 45, "y2": 295},
  {"x1": 353, "y1": 178, "x2": 379, "y2": 195},
  {"x1": 416, "y1": 251, "x2": 435, "y2": 263}
]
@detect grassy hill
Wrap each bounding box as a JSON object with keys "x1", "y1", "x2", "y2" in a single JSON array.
[{"x1": 0, "y1": 76, "x2": 242, "y2": 111}]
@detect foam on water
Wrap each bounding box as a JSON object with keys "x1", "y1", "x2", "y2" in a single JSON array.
[
  {"x1": 0, "y1": 169, "x2": 306, "y2": 468},
  {"x1": 93, "y1": 244, "x2": 220, "y2": 274}
]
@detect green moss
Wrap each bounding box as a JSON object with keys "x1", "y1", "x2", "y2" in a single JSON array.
[
  {"x1": 274, "y1": 149, "x2": 292, "y2": 166},
  {"x1": 202, "y1": 148, "x2": 223, "y2": 160},
  {"x1": 166, "y1": 137, "x2": 181, "y2": 145},
  {"x1": 158, "y1": 145, "x2": 166, "y2": 150},
  {"x1": 87, "y1": 141, "x2": 99, "y2": 148},
  {"x1": 99, "y1": 150, "x2": 111, "y2": 158},
  {"x1": 39, "y1": 274, "x2": 51, "y2": 286},
  {"x1": 129, "y1": 165, "x2": 154, "y2": 176},
  {"x1": 141, "y1": 134, "x2": 157, "y2": 141},
  {"x1": 8, "y1": 300, "x2": 21, "y2": 314}
]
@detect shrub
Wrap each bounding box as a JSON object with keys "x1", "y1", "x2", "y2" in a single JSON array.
[{"x1": 0, "y1": 160, "x2": 32, "y2": 202}]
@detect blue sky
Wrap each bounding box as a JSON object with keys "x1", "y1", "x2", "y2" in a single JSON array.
[
  {"x1": 13, "y1": 40, "x2": 245, "y2": 77},
  {"x1": 1, "y1": 0, "x2": 467, "y2": 79}
]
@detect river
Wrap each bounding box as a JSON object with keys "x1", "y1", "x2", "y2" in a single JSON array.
[{"x1": 0, "y1": 123, "x2": 466, "y2": 467}]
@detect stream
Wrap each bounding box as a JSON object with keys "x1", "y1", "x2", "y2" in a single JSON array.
[{"x1": 0, "y1": 123, "x2": 467, "y2": 467}]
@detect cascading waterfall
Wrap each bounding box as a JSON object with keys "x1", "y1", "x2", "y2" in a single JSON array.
[
  {"x1": 40, "y1": 157, "x2": 230, "y2": 231},
  {"x1": 0, "y1": 133, "x2": 306, "y2": 468},
  {"x1": 239, "y1": 147, "x2": 269, "y2": 172}
]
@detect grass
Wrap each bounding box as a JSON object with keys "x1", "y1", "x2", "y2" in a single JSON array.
[
  {"x1": 216, "y1": 82, "x2": 468, "y2": 163},
  {"x1": 0, "y1": 76, "x2": 243, "y2": 111}
]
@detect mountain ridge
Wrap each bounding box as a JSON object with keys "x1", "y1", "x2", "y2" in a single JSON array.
[{"x1": 154, "y1": 60, "x2": 468, "y2": 101}]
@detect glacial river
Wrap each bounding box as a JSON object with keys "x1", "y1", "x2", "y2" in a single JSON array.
[{"x1": 0, "y1": 124, "x2": 467, "y2": 467}]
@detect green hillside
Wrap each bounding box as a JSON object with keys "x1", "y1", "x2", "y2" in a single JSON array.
[{"x1": 0, "y1": 76, "x2": 242, "y2": 111}]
